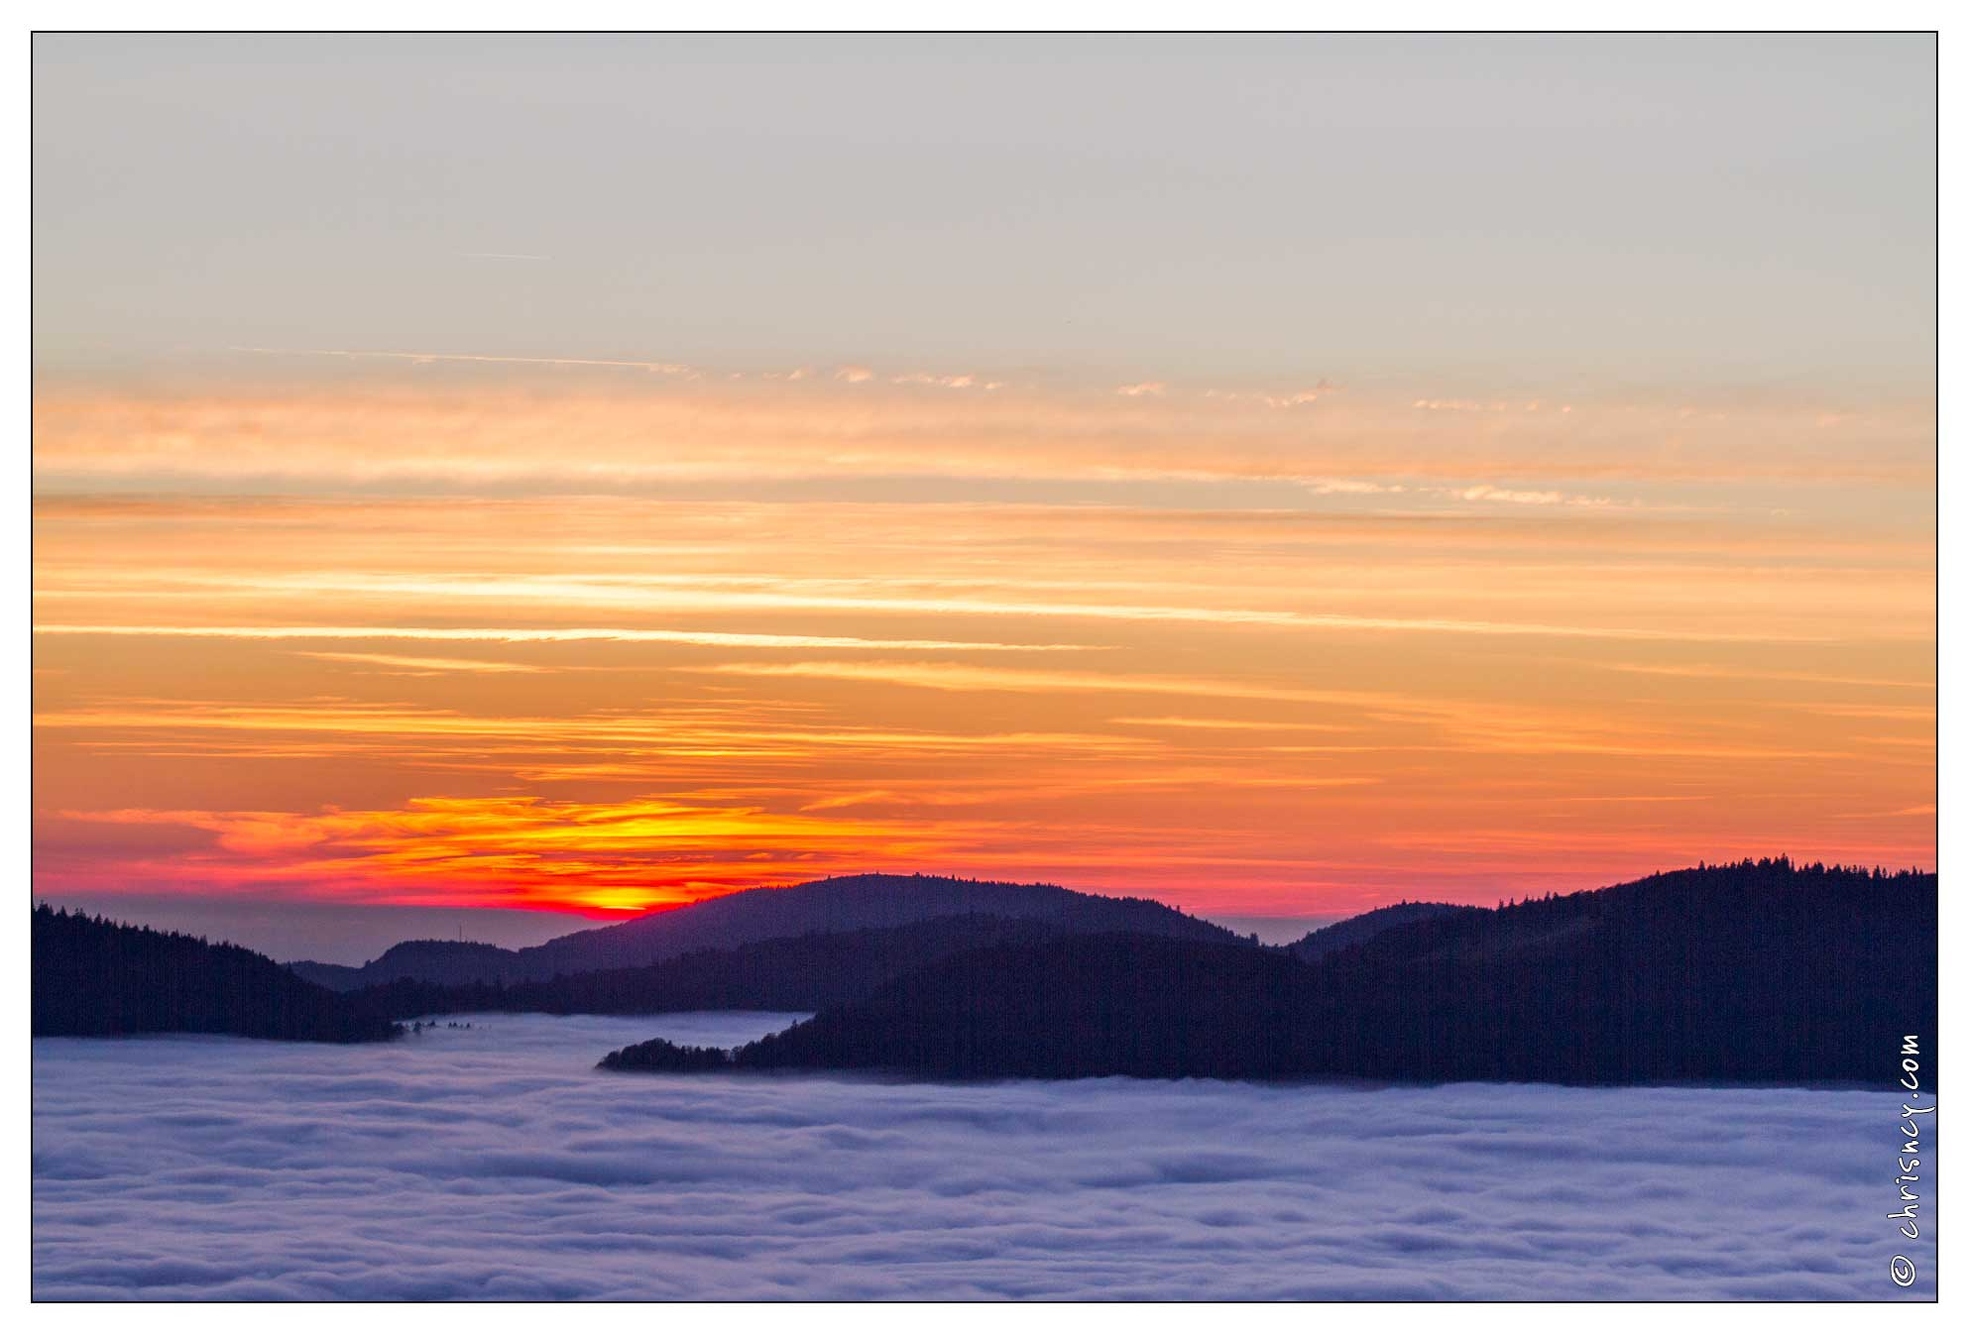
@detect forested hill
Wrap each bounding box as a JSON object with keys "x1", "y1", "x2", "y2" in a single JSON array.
[
  {"x1": 33, "y1": 906, "x2": 401, "y2": 1043},
  {"x1": 292, "y1": 873, "x2": 1239, "y2": 989},
  {"x1": 349, "y1": 914, "x2": 1069, "y2": 1020},
  {"x1": 1287, "y1": 900, "x2": 1476, "y2": 962},
  {"x1": 684, "y1": 860, "x2": 1936, "y2": 1085},
  {"x1": 287, "y1": 940, "x2": 524, "y2": 991}
]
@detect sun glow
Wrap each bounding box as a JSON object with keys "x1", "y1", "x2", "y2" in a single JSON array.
[{"x1": 32, "y1": 375, "x2": 1935, "y2": 919}]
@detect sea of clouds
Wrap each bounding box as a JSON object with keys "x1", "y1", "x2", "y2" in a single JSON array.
[{"x1": 33, "y1": 1012, "x2": 1936, "y2": 1300}]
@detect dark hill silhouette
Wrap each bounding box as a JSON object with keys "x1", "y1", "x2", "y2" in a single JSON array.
[
  {"x1": 291, "y1": 873, "x2": 1239, "y2": 989},
  {"x1": 614, "y1": 860, "x2": 1937, "y2": 1085},
  {"x1": 1287, "y1": 900, "x2": 1477, "y2": 962},
  {"x1": 349, "y1": 914, "x2": 1066, "y2": 1020},
  {"x1": 599, "y1": 1037, "x2": 739, "y2": 1073},
  {"x1": 723, "y1": 933, "x2": 1298, "y2": 1079},
  {"x1": 338, "y1": 900, "x2": 1500, "y2": 1020},
  {"x1": 287, "y1": 939, "x2": 520, "y2": 991},
  {"x1": 33, "y1": 905, "x2": 400, "y2": 1043}
]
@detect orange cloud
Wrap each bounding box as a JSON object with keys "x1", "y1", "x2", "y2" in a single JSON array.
[
  {"x1": 29, "y1": 372, "x2": 1933, "y2": 919},
  {"x1": 31, "y1": 375, "x2": 1935, "y2": 491},
  {"x1": 53, "y1": 796, "x2": 957, "y2": 914}
]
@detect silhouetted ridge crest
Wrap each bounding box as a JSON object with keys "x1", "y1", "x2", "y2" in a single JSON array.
[
  {"x1": 292, "y1": 872, "x2": 1239, "y2": 989},
  {"x1": 1287, "y1": 900, "x2": 1476, "y2": 962},
  {"x1": 288, "y1": 939, "x2": 524, "y2": 990},
  {"x1": 649, "y1": 860, "x2": 1938, "y2": 1085},
  {"x1": 33, "y1": 905, "x2": 400, "y2": 1043},
  {"x1": 347, "y1": 914, "x2": 1067, "y2": 1019}
]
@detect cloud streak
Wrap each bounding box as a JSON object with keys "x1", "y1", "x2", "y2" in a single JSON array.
[
  {"x1": 33, "y1": 379, "x2": 1936, "y2": 491},
  {"x1": 228, "y1": 346, "x2": 695, "y2": 375},
  {"x1": 34, "y1": 624, "x2": 1090, "y2": 653},
  {"x1": 291, "y1": 651, "x2": 548, "y2": 674}
]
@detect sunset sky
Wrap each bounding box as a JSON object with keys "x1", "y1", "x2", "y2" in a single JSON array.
[{"x1": 32, "y1": 35, "x2": 1935, "y2": 956}]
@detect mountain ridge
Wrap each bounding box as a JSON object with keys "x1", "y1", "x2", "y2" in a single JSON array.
[
  {"x1": 346, "y1": 913, "x2": 1070, "y2": 1019},
  {"x1": 289, "y1": 872, "x2": 1240, "y2": 989},
  {"x1": 604, "y1": 859, "x2": 1937, "y2": 1085},
  {"x1": 33, "y1": 905, "x2": 401, "y2": 1043},
  {"x1": 1286, "y1": 900, "x2": 1476, "y2": 961}
]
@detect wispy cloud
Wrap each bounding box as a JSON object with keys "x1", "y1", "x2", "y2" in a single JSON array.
[
  {"x1": 228, "y1": 346, "x2": 695, "y2": 375},
  {"x1": 1451, "y1": 483, "x2": 1612, "y2": 507},
  {"x1": 1110, "y1": 716, "x2": 1354, "y2": 733},
  {"x1": 50, "y1": 795, "x2": 954, "y2": 911},
  {"x1": 1305, "y1": 478, "x2": 1405, "y2": 496},
  {"x1": 34, "y1": 624, "x2": 1090, "y2": 653},
  {"x1": 890, "y1": 372, "x2": 1002, "y2": 390},
  {"x1": 36, "y1": 561, "x2": 1847, "y2": 642},
  {"x1": 1206, "y1": 388, "x2": 1324, "y2": 408},
  {"x1": 1588, "y1": 660, "x2": 1934, "y2": 691},
  {"x1": 34, "y1": 378, "x2": 1934, "y2": 491},
  {"x1": 292, "y1": 651, "x2": 545, "y2": 674}
]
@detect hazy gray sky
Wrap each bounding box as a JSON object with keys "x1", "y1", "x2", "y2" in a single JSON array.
[{"x1": 34, "y1": 33, "x2": 1935, "y2": 389}]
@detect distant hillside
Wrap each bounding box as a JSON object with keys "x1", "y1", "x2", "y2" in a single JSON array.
[
  {"x1": 350, "y1": 914, "x2": 1067, "y2": 1019},
  {"x1": 725, "y1": 933, "x2": 1297, "y2": 1079},
  {"x1": 348, "y1": 899, "x2": 1485, "y2": 1017},
  {"x1": 599, "y1": 1037, "x2": 743, "y2": 1073},
  {"x1": 294, "y1": 873, "x2": 1239, "y2": 989},
  {"x1": 667, "y1": 860, "x2": 1937, "y2": 1085},
  {"x1": 1286, "y1": 900, "x2": 1477, "y2": 962},
  {"x1": 287, "y1": 940, "x2": 520, "y2": 991},
  {"x1": 33, "y1": 905, "x2": 400, "y2": 1043}
]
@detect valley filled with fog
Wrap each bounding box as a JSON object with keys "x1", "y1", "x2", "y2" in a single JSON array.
[{"x1": 33, "y1": 1012, "x2": 1932, "y2": 1300}]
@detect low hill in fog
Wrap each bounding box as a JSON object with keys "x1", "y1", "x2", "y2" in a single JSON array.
[{"x1": 290, "y1": 873, "x2": 1240, "y2": 989}]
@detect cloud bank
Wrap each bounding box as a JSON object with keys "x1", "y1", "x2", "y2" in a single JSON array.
[{"x1": 33, "y1": 1014, "x2": 1934, "y2": 1300}]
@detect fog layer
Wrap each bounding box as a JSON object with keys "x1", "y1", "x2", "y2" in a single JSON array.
[{"x1": 33, "y1": 1013, "x2": 1935, "y2": 1299}]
